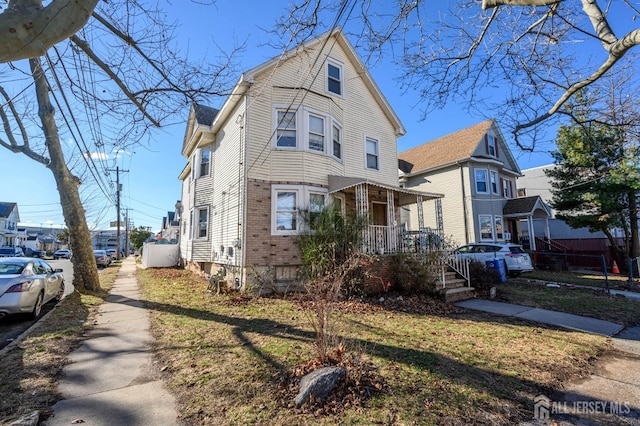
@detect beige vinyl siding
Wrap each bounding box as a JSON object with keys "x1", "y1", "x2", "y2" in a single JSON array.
[
  {"x1": 209, "y1": 98, "x2": 246, "y2": 266},
  {"x1": 406, "y1": 166, "x2": 470, "y2": 246},
  {"x1": 245, "y1": 39, "x2": 399, "y2": 188}
]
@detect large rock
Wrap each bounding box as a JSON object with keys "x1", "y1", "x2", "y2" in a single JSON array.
[{"x1": 295, "y1": 366, "x2": 347, "y2": 408}]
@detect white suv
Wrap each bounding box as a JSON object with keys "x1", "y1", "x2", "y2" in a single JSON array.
[{"x1": 454, "y1": 243, "x2": 534, "y2": 277}]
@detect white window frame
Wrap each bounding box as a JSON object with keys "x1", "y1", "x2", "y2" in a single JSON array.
[
  {"x1": 479, "y1": 214, "x2": 493, "y2": 241},
  {"x1": 502, "y1": 178, "x2": 512, "y2": 198},
  {"x1": 198, "y1": 147, "x2": 211, "y2": 178},
  {"x1": 193, "y1": 206, "x2": 209, "y2": 240},
  {"x1": 332, "y1": 121, "x2": 342, "y2": 160},
  {"x1": 365, "y1": 136, "x2": 380, "y2": 171},
  {"x1": 326, "y1": 59, "x2": 343, "y2": 97},
  {"x1": 307, "y1": 112, "x2": 325, "y2": 152},
  {"x1": 487, "y1": 135, "x2": 497, "y2": 156},
  {"x1": 273, "y1": 106, "x2": 298, "y2": 149},
  {"x1": 475, "y1": 169, "x2": 488, "y2": 194},
  {"x1": 490, "y1": 170, "x2": 499, "y2": 194},
  {"x1": 271, "y1": 185, "x2": 328, "y2": 235},
  {"x1": 495, "y1": 216, "x2": 504, "y2": 240}
]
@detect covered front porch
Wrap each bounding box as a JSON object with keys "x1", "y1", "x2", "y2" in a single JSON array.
[
  {"x1": 328, "y1": 175, "x2": 444, "y2": 255},
  {"x1": 503, "y1": 196, "x2": 552, "y2": 250}
]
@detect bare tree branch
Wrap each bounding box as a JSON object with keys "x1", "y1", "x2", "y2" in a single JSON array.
[{"x1": 0, "y1": 0, "x2": 99, "y2": 63}]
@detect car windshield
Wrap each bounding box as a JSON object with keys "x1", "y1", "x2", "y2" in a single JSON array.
[
  {"x1": 0, "y1": 263, "x2": 25, "y2": 274},
  {"x1": 509, "y1": 246, "x2": 525, "y2": 254}
]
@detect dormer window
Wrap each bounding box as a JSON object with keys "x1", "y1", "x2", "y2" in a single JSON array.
[{"x1": 327, "y1": 61, "x2": 343, "y2": 96}]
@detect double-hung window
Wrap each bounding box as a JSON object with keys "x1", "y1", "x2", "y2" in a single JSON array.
[
  {"x1": 366, "y1": 137, "x2": 379, "y2": 170},
  {"x1": 194, "y1": 206, "x2": 208, "y2": 239},
  {"x1": 332, "y1": 123, "x2": 342, "y2": 160},
  {"x1": 308, "y1": 114, "x2": 325, "y2": 152},
  {"x1": 490, "y1": 171, "x2": 499, "y2": 194},
  {"x1": 327, "y1": 61, "x2": 342, "y2": 96},
  {"x1": 479, "y1": 215, "x2": 493, "y2": 240},
  {"x1": 475, "y1": 169, "x2": 488, "y2": 193},
  {"x1": 199, "y1": 148, "x2": 211, "y2": 177},
  {"x1": 272, "y1": 186, "x2": 328, "y2": 235},
  {"x1": 494, "y1": 216, "x2": 503, "y2": 240},
  {"x1": 502, "y1": 178, "x2": 512, "y2": 198},
  {"x1": 276, "y1": 109, "x2": 297, "y2": 147},
  {"x1": 487, "y1": 135, "x2": 497, "y2": 156},
  {"x1": 275, "y1": 191, "x2": 297, "y2": 232}
]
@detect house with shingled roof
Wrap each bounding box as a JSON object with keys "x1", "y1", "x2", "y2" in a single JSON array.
[
  {"x1": 0, "y1": 202, "x2": 20, "y2": 247},
  {"x1": 176, "y1": 28, "x2": 444, "y2": 291},
  {"x1": 399, "y1": 119, "x2": 551, "y2": 249}
]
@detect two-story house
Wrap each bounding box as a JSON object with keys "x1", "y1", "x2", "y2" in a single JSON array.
[
  {"x1": 0, "y1": 202, "x2": 20, "y2": 247},
  {"x1": 399, "y1": 119, "x2": 551, "y2": 249},
  {"x1": 178, "y1": 28, "x2": 443, "y2": 290}
]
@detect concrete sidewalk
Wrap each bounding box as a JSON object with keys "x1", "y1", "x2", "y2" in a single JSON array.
[
  {"x1": 456, "y1": 298, "x2": 640, "y2": 425},
  {"x1": 454, "y1": 299, "x2": 625, "y2": 336},
  {"x1": 46, "y1": 257, "x2": 178, "y2": 426}
]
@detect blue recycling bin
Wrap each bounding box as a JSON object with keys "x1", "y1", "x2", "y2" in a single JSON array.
[{"x1": 486, "y1": 259, "x2": 507, "y2": 283}]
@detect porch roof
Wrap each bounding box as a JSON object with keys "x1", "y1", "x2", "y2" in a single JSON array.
[
  {"x1": 503, "y1": 196, "x2": 551, "y2": 218},
  {"x1": 328, "y1": 175, "x2": 443, "y2": 206}
]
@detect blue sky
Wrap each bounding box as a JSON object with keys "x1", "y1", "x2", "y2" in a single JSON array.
[{"x1": 1, "y1": 1, "x2": 557, "y2": 232}]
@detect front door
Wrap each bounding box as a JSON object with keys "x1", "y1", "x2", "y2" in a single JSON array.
[{"x1": 372, "y1": 202, "x2": 387, "y2": 226}]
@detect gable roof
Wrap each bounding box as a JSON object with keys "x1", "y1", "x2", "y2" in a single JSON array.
[
  {"x1": 398, "y1": 120, "x2": 494, "y2": 173},
  {"x1": 205, "y1": 27, "x2": 404, "y2": 138},
  {"x1": 0, "y1": 202, "x2": 17, "y2": 218},
  {"x1": 503, "y1": 196, "x2": 551, "y2": 218},
  {"x1": 181, "y1": 103, "x2": 220, "y2": 157}
]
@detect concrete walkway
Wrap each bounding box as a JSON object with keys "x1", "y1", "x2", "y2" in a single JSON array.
[
  {"x1": 455, "y1": 299, "x2": 625, "y2": 336},
  {"x1": 456, "y1": 299, "x2": 640, "y2": 425},
  {"x1": 46, "y1": 257, "x2": 178, "y2": 426}
]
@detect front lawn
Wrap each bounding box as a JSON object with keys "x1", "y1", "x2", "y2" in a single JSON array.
[{"x1": 137, "y1": 268, "x2": 610, "y2": 425}]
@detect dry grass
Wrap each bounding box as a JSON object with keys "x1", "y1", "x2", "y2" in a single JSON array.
[
  {"x1": 0, "y1": 266, "x2": 118, "y2": 423},
  {"x1": 137, "y1": 267, "x2": 610, "y2": 425}
]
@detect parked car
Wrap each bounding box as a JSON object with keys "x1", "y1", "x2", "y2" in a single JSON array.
[
  {"x1": 0, "y1": 257, "x2": 65, "y2": 319},
  {"x1": 94, "y1": 250, "x2": 111, "y2": 268},
  {"x1": 25, "y1": 248, "x2": 46, "y2": 258},
  {"x1": 105, "y1": 248, "x2": 118, "y2": 259},
  {"x1": 53, "y1": 249, "x2": 72, "y2": 259},
  {"x1": 0, "y1": 247, "x2": 24, "y2": 257},
  {"x1": 454, "y1": 243, "x2": 534, "y2": 277}
]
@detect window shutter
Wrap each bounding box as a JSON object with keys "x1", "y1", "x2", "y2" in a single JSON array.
[
  {"x1": 500, "y1": 178, "x2": 504, "y2": 196},
  {"x1": 485, "y1": 134, "x2": 489, "y2": 153},
  {"x1": 495, "y1": 138, "x2": 499, "y2": 158},
  {"x1": 509, "y1": 181, "x2": 513, "y2": 199}
]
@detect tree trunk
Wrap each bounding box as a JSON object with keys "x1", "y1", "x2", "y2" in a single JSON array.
[{"x1": 30, "y1": 57, "x2": 101, "y2": 292}]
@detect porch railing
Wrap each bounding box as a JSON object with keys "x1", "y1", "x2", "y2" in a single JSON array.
[{"x1": 361, "y1": 226, "x2": 471, "y2": 286}]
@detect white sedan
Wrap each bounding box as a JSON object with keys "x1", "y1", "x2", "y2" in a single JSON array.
[
  {"x1": 454, "y1": 243, "x2": 534, "y2": 277},
  {"x1": 0, "y1": 257, "x2": 65, "y2": 319}
]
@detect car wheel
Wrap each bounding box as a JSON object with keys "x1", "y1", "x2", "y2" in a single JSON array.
[
  {"x1": 30, "y1": 292, "x2": 44, "y2": 319},
  {"x1": 55, "y1": 281, "x2": 65, "y2": 301}
]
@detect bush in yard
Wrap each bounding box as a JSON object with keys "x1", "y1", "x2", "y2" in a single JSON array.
[
  {"x1": 469, "y1": 261, "x2": 501, "y2": 292},
  {"x1": 388, "y1": 252, "x2": 439, "y2": 295}
]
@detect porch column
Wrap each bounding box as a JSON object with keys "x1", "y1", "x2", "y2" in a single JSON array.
[
  {"x1": 435, "y1": 198, "x2": 444, "y2": 236},
  {"x1": 387, "y1": 190, "x2": 396, "y2": 252},
  {"x1": 416, "y1": 195, "x2": 424, "y2": 229},
  {"x1": 355, "y1": 183, "x2": 369, "y2": 252},
  {"x1": 544, "y1": 216, "x2": 551, "y2": 240},
  {"x1": 528, "y1": 216, "x2": 536, "y2": 251}
]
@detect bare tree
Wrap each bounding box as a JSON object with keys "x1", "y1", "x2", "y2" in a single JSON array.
[
  {"x1": 274, "y1": 0, "x2": 640, "y2": 149},
  {"x1": 0, "y1": 1, "x2": 238, "y2": 291}
]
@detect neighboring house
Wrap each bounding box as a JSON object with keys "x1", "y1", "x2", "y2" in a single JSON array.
[
  {"x1": 0, "y1": 202, "x2": 20, "y2": 247},
  {"x1": 160, "y1": 211, "x2": 180, "y2": 243},
  {"x1": 398, "y1": 119, "x2": 551, "y2": 249},
  {"x1": 178, "y1": 28, "x2": 442, "y2": 290},
  {"x1": 518, "y1": 165, "x2": 615, "y2": 254}
]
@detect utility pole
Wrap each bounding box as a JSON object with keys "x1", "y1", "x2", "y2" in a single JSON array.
[
  {"x1": 124, "y1": 208, "x2": 130, "y2": 258},
  {"x1": 107, "y1": 166, "x2": 129, "y2": 260}
]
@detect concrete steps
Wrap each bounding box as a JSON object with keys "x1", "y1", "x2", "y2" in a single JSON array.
[{"x1": 437, "y1": 270, "x2": 475, "y2": 303}]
